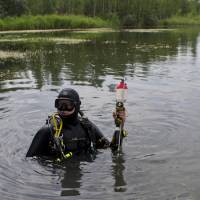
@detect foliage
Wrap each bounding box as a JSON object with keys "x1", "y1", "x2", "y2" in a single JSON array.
[
  {"x1": 0, "y1": 0, "x2": 28, "y2": 17},
  {"x1": 161, "y1": 14, "x2": 200, "y2": 26},
  {"x1": 0, "y1": 15, "x2": 110, "y2": 30},
  {"x1": 0, "y1": 0, "x2": 200, "y2": 28}
]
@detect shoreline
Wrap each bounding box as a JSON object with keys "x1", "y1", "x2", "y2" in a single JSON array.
[
  {"x1": 0, "y1": 28, "x2": 115, "y2": 34},
  {"x1": 0, "y1": 28, "x2": 180, "y2": 35},
  {"x1": 0, "y1": 26, "x2": 199, "y2": 35},
  {"x1": 1, "y1": 14, "x2": 200, "y2": 33}
]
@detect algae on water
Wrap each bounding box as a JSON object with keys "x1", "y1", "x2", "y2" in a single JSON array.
[
  {"x1": 0, "y1": 50, "x2": 26, "y2": 59},
  {"x1": 0, "y1": 37, "x2": 90, "y2": 44}
]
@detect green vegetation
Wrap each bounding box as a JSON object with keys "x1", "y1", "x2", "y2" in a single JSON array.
[
  {"x1": 161, "y1": 15, "x2": 200, "y2": 26},
  {"x1": 0, "y1": 15, "x2": 110, "y2": 31},
  {"x1": 0, "y1": 0, "x2": 200, "y2": 29}
]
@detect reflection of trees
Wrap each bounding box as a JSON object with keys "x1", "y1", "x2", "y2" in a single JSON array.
[
  {"x1": 0, "y1": 30, "x2": 199, "y2": 89},
  {"x1": 0, "y1": 59, "x2": 27, "y2": 92},
  {"x1": 175, "y1": 29, "x2": 199, "y2": 57}
]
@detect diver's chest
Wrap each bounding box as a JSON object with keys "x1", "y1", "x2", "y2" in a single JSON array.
[{"x1": 62, "y1": 124, "x2": 87, "y2": 141}]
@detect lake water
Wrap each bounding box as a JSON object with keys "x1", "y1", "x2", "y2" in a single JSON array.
[{"x1": 0, "y1": 28, "x2": 200, "y2": 200}]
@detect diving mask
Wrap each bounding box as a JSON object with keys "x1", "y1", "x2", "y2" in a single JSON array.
[{"x1": 55, "y1": 98, "x2": 76, "y2": 111}]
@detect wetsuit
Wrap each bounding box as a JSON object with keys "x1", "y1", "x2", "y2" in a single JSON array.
[{"x1": 26, "y1": 116, "x2": 110, "y2": 157}]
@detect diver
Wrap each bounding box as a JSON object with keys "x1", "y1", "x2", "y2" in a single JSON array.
[{"x1": 26, "y1": 88, "x2": 127, "y2": 160}]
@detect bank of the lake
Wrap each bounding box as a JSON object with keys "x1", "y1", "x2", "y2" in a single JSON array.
[
  {"x1": 0, "y1": 15, "x2": 113, "y2": 31},
  {"x1": 1, "y1": 14, "x2": 200, "y2": 31}
]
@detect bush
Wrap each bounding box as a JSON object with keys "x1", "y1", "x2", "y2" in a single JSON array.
[
  {"x1": 122, "y1": 15, "x2": 137, "y2": 27},
  {"x1": 142, "y1": 15, "x2": 158, "y2": 27},
  {"x1": 0, "y1": 14, "x2": 110, "y2": 31}
]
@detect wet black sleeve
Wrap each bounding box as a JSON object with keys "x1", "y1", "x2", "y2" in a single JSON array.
[
  {"x1": 88, "y1": 120, "x2": 110, "y2": 149},
  {"x1": 26, "y1": 126, "x2": 52, "y2": 157}
]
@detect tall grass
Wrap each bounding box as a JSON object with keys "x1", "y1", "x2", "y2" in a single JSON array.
[
  {"x1": 0, "y1": 15, "x2": 111, "y2": 31},
  {"x1": 161, "y1": 15, "x2": 200, "y2": 27}
]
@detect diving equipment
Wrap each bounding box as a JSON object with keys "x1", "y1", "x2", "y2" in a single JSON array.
[
  {"x1": 111, "y1": 79, "x2": 128, "y2": 151},
  {"x1": 55, "y1": 98, "x2": 76, "y2": 111}
]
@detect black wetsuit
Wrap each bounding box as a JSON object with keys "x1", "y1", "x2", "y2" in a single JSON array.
[{"x1": 26, "y1": 116, "x2": 110, "y2": 158}]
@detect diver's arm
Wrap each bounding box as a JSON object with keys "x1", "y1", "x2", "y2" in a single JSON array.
[
  {"x1": 88, "y1": 121, "x2": 110, "y2": 149},
  {"x1": 88, "y1": 120, "x2": 128, "y2": 149},
  {"x1": 26, "y1": 126, "x2": 52, "y2": 157}
]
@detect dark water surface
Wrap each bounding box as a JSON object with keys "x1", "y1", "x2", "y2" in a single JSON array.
[{"x1": 0, "y1": 28, "x2": 200, "y2": 200}]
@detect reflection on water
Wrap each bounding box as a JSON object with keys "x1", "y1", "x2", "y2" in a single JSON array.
[
  {"x1": 1, "y1": 28, "x2": 200, "y2": 200},
  {"x1": 0, "y1": 29, "x2": 199, "y2": 90},
  {"x1": 112, "y1": 153, "x2": 127, "y2": 192},
  {"x1": 60, "y1": 155, "x2": 96, "y2": 197},
  {"x1": 61, "y1": 161, "x2": 82, "y2": 196}
]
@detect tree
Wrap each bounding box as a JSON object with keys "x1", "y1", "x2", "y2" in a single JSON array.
[
  {"x1": 0, "y1": 0, "x2": 27, "y2": 17},
  {"x1": 1, "y1": 0, "x2": 199, "y2": 27},
  {"x1": 180, "y1": 0, "x2": 190, "y2": 15}
]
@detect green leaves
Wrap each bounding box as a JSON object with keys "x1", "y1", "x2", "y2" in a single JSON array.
[{"x1": 0, "y1": 0, "x2": 199, "y2": 28}]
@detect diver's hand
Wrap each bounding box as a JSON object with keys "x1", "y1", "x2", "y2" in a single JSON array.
[{"x1": 113, "y1": 108, "x2": 126, "y2": 128}]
